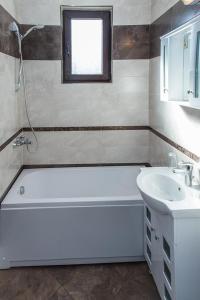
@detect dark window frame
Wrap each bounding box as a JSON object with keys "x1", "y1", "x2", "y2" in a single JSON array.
[{"x1": 62, "y1": 9, "x2": 112, "y2": 83}]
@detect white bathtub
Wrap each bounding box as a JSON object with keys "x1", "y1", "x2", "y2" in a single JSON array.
[{"x1": 0, "y1": 166, "x2": 144, "y2": 269}]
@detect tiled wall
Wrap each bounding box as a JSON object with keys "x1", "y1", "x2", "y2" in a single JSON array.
[
  {"x1": 1, "y1": 0, "x2": 200, "y2": 198},
  {"x1": 0, "y1": 0, "x2": 16, "y2": 20},
  {"x1": 149, "y1": 0, "x2": 200, "y2": 166},
  {"x1": 23, "y1": 130, "x2": 149, "y2": 165},
  {"x1": 149, "y1": 132, "x2": 195, "y2": 166},
  {"x1": 22, "y1": 60, "x2": 149, "y2": 127},
  {"x1": 0, "y1": 2, "x2": 23, "y2": 199},
  {"x1": 151, "y1": 0, "x2": 179, "y2": 22},
  {"x1": 15, "y1": 0, "x2": 151, "y2": 166},
  {"x1": 15, "y1": 0, "x2": 151, "y2": 26}
]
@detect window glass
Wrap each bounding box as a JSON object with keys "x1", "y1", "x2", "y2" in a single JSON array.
[
  {"x1": 71, "y1": 19, "x2": 103, "y2": 75},
  {"x1": 63, "y1": 10, "x2": 111, "y2": 83}
]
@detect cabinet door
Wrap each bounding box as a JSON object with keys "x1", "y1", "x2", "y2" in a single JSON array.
[
  {"x1": 158, "y1": 214, "x2": 174, "y2": 300},
  {"x1": 189, "y1": 20, "x2": 200, "y2": 106},
  {"x1": 144, "y1": 206, "x2": 163, "y2": 296},
  {"x1": 151, "y1": 210, "x2": 163, "y2": 296}
]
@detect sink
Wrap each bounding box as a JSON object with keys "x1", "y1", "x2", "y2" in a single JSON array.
[{"x1": 137, "y1": 168, "x2": 186, "y2": 214}]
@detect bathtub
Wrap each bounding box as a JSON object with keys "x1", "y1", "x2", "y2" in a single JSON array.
[{"x1": 0, "y1": 166, "x2": 144, "y2": 269}]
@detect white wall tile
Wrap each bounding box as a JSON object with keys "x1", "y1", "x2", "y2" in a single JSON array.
[
  {"x1": 22, "y1": 60, "x2": 149, "y2": 127},
  {"x1": 151, "y1": 0, "x2": 179, "y2": 23},
  {"x1": 15, "y1": 0, "x2": 151, "y2": 25},
  {"x1": 23, "y1": 130, "x2": 149, "y2": 165},
  {"x1": 0, "y1": 53, "x2": 21, "y2": 144},
  {"x1": 149, "y1": 131, "x2": 195, "y2": 166}
]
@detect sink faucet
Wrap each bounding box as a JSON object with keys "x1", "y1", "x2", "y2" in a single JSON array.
[{"x1": 173, "y1": 161, "x2": 193, "y2": 187}]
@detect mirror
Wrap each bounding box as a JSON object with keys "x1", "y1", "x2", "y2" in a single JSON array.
[{"x1": 160, "y1": 15, "x2": 200, "y2": 109}]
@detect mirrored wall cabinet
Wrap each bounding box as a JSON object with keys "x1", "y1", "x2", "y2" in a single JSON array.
[{"x1": 161, "y1": 15, "x2": 200, "y2": 109}]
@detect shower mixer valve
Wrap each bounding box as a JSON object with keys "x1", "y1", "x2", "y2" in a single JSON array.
[{"x1": 13, "y1": 136, "x2": 31, "y2": 148}]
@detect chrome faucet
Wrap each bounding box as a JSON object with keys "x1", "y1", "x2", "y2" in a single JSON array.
[
  {"x1": 13, "y1": 136, "x2": 31, "y2": 148},
  {"x1": 173, "y1": 161, "x2": 194, "y2": 187}
]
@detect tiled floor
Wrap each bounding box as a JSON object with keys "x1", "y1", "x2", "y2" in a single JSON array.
[{"x1": 0, "y1": 262, "x2": 160, "y2": 300}]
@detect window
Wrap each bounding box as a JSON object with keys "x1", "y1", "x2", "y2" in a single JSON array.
[
  {"x1": 62, "y1": 9, "x2": 112, "y2": 83},
  {"x1": 160, "y1": 16, "x2": 200, "y2": 108}
]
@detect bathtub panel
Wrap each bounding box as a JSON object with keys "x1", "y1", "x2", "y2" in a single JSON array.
[{"x1": 0, "y1": 204, "x2": 144, "y2": 268}]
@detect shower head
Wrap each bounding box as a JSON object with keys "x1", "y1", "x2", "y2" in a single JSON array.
[
  {"x1": 9, "y1": 21, "x2": 45, "y2": 91},
  {"x1": 9, "y1": 21, "x2": 22, "y2": 54},
  {"x1": 9, "y1": 21, "x2": 20, "y2": 36},
  {"x1": 9, "y1": 21, "x2": 44, "y2": 40},
  {"x1": 22, "y1": 25, "x2": 45, "y2": 40},
  {"x1": 34, "y1": 25, "x2": 45, "y2": 30}
]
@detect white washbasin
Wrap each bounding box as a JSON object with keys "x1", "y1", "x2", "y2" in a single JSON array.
[{"x1": 137, "y1": 168, "x2": 187, "y2": 214}]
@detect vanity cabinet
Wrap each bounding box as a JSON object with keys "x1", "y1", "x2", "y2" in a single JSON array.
[{"x1": 144, "y1": 204, "x2": 200, "y2": 300}]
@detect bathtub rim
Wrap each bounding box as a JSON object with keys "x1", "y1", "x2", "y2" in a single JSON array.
[{"x1": 2, "y1": 165, "x2": 145, "y2": 209}]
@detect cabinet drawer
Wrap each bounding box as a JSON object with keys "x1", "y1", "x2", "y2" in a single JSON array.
[
  {"x1": 145, "y1": 206, "x2": 152, "y2": 223},
  {"x1": 146, "y1": 224, "x2": 152, "y2": 243},
  {"x1": 158, "y1": 214, "x2": 174, "y2": 246},
  {"x1": 144, "y1": 238, "x2": 152, "y2": 267},
  {"x1": 164, "y1": 285, "x2": 172, "y2": 300},
  {"x1": 163, "y1": 260, "x2": 171, "y2": 286},
  {"x1": 163, "y1": 236, "x2": 171, "y2": 261}
]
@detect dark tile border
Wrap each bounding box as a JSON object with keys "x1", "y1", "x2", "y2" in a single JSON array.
[
  {"x1": 23, "y1": 163, "x2": 151, "y2": 169},
  {"x1": 113, "y1": 25, "x2": 150, "y2": 60},
  {"x1": 0, "y1": 166, "x2": 23, "y2": 204},
  {"x1": 23, "y1": 126, "x2": 150, "y2": 132},
  {"x1": 0, "y1": 5, "x2": 19, "y2": 58},
  {"x1": 21, "y1": 24, "x2": 150, "y2": 60},
  {"x1": 0, "y1": 129, "x2": 22, "y2": 152},
  {"x1": 1, "y1": 1, "x2": 200, "y2": 60},
  {"x1": 0, "y1": 5, "x2": 150, "y2": 60},
  {"x1": 20, "y1": 24, "x2": 62, "y2": 60},
  {"x1": 150, "y1": 128, "x2": 199, "y2": 162},
  {"x1": 150, "y1": 0, "x2": 200, "y2": 58}
]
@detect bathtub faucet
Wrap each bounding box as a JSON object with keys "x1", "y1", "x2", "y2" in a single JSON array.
[{"x1": 13, "y1": 136, "x2": 31, "y2": 148}]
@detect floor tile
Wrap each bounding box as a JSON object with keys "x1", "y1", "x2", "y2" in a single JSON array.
[{"x1": 0, "y1": 262, "x2": 160, "y2": 300}]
